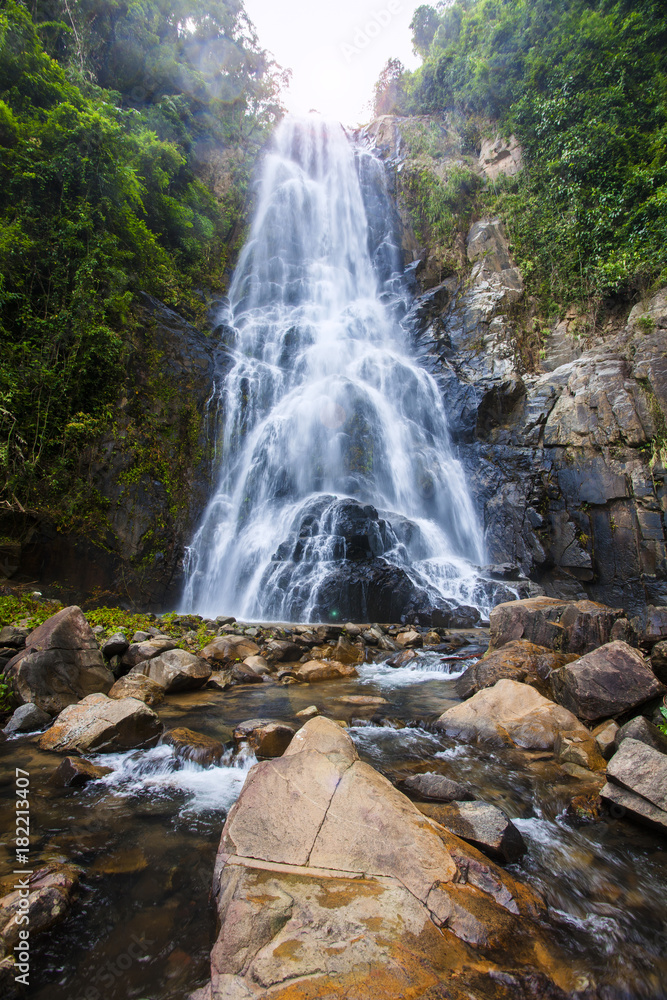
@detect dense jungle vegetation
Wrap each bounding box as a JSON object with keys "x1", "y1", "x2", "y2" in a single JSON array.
[
  {"x1": 0, "y1": 0, "x2": 285, "y2": 517},
  {"x1": 377, "y1": 0, "x2": 667, "y2": 316}
]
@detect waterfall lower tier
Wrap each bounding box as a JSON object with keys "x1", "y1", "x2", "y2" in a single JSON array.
[{"x1": 182, "y1": 116, "x2": 491, "y2": 623}]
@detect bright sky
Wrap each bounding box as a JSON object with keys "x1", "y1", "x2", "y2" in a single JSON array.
[{"x1": 244, "y1": 0, "x2": 422, "y2": 128}]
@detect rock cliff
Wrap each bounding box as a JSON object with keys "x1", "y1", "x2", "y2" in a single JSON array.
[{"x1": 365, "y1": 115, "x2": 667, "y2": 626}]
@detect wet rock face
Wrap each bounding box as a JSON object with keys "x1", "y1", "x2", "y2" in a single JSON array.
[
  {"x1": 15, "y1": 294, "x2": 226, "y2": 608},
  {"x1": 550, "y1": 641, "x2": 665, "y2": 722},
  {"x1": 201, "y1": 716, "x2": 579, "y2": 999},
  {"x1": 489, "y1": 597, "x2": 630, "y2": 655},
  {"x1": 601, "y1": 738, "x2": 667, "y2": 831},
  {"x1": 5, "y1": 606, "x2": 114, "y2": 715},
  {"x1": 38, "y1": 693, "x2": 162, "y2": 753},
  {"x1": 436, "y1": 678, "x2": 591, "y2": 751}
]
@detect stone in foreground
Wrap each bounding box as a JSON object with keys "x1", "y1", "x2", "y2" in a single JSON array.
[
  {"x1": 197, "y1": 717, "x2": 583, "y2": 998},
  {"x1": 163, "y1": 727, "x2": 224, "y2": 766},
  {"x1": 3, "y1": 702, "x2": 51, "y2": 734},
  {"x1": 436, "y1": 678, "x2": 590, "y2": 750},
  {"x1": 136, "y1": 648, "x2": 211, "y2": 692},
  {"x1": 550, "y1": 641, "x2": 664, "y2": 722},
  {"x1": 402, "y1": 772, "x2": 475, "y2": 803},
  {"x1": 5, "y1": 606, "x2": 114, "y2": 715},
  {"x1": 602, "y1": 737, "x2": 667, "y2": 831},
  {"x1": 232, "y1": 719, "x2": 296, "y2": 758},
  {"x1": 38, "y1": 693, "x2": 162, "y2": 753},
  {"x1": 418, "y1": 800, "x2": 527, "y2": 864}
]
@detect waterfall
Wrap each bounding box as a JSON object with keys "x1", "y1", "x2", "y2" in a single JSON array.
[{"x1": 182, "y1": 116, "x2": 487, "y2": 623}]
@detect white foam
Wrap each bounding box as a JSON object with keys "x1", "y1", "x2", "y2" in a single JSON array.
[{"x1": 93, "y1": 744, "x2": 256, "y2": 816}]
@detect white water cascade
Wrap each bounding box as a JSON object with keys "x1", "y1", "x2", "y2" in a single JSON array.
[{"x1": 182, "y1": 116, "x2": 489, "y2": 623}]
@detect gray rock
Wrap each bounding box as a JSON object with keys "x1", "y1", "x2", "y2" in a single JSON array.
[
  {"x1": 402, "y1": 772, "x2": 474, "y2": 803},
  {"x1": 427, "y1": 800, "x2": 526, "y2": 864},
  {"x1": 3, "y1": 703, "x2": 52, "y2": 734},
  {"x1": 136, "y1": 648, "x2": 211, "y2": 692},
  {"x1": 5, "y1": 606, "x2": 114, "y2": 715},
  {"x1": 592, "y1": 720, "x2": 619, "y2": 760},
  {"x1": 121, "y1": 637, "x2": 178, "y2": 669},
  {"x1": 551, "y1": 641, "x2": 665, "y2": 722},
  {"x1": 602, "y1": 738, "x2": 667, "y2": 830},
  {"x1": 614, "y1": 716, "x2": 667, "y2": 756},
  {"x1": 101, "y1": 632, "x2": 130, "y2": 659},
  {"x1": 0, "y1": 626, "x2": 27, "y2": 648}
]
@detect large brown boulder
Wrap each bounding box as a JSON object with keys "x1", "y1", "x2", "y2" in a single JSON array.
[
  {"x1": 436, "y1": 678, "x2": 591, "y2": 750},
  {"x1": 108, "y1": 672, "x2": 165, "y2": 705},
  {"x1": 550, "y1": 641, "x2": 665, "y2": 722},
  {"x1": 200, "y1": 635, "x2": 260, "y2": 667},
  {"x1": 135, "y1": 648, "x2": 211, "y2": 692},
  {"x1": 5, "y1": 606, "x2": 114, "y2": 715},
  {"x1": 120, "y1": 636, "x2": 178, "y2": 670},
  {"x1": 200, "y1": 716, "x2": 578, "y2": 998},
  {"x1": 294, "y1": 659, "x2": 358, "y2": 682},
  {"x1": 455, "y1": 639, "x2": 576, "y2": 699},
  {"x1": 232, "y1": 719, "x2": 296, "y2": 758},
  {"x1": 163, "y1": 727, "x2": 224, "y2": 766},
  {"x1": 601, "y1": 738, "x2": 667, "y2": 831},
  {"x1": 489, "y1": 597, "x2": 629, "y2": 655},
  {"x1": 38, "y1": 693, "x2": 162, "y2": 753}
]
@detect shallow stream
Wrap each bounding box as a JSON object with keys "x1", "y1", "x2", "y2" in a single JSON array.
[{"x1": 1, "y1": 646, "x2": 666, "y2": 999}]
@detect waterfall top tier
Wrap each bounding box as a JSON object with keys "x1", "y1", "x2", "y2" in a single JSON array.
[{"x1": 183, "y1": 116, "x2": 489, "y2": 623}]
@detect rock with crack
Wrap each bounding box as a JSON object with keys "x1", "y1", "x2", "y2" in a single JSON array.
[
  {"x1": 196, "y1": 716, "x2": 586, "y2": 998},
  {"x1": 601, "y1": 738, "x2": 667, "y2": 832}
]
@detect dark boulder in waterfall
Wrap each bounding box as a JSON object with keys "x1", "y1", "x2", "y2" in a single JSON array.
[{"x1": 308, "y1": 558, "x2": 479, "y2": 626}]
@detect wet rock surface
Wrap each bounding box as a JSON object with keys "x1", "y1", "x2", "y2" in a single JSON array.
[
  {"x1": 602, "y1": 738, "x2": 667, "y2": 831},
  {"x1": 163, "y1": 727, "x2": 224, "y2": 766},
  {"x1": 437, "y1": 678, "x2": 591, "y2": 750},
  {"x1": 38, "y1": 692, "x2": 162, "y2": 753},
  {"x1": 550, "y1": 640, "x2": 665, "y2": 722},
  {"x1": 202, "y1": 717, "x2": 577, "y2": 998},
  {"x1": 419, "y1": 800, "x2": 527, "y2": 864},
  {"x1": 232, "y1": 719, "x2": 296, "y2": 758}
]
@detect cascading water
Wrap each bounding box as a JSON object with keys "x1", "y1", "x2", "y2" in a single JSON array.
[{"x1": 182, "y1": 116, "x2": 489, "y2": 622}]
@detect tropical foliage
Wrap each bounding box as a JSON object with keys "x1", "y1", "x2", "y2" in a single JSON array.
[
  {"x1": 378, "y1": 0, "x2": 667, "y2": 311},
  {"x1": 0, "y1": 0, "x2": 286, "y2": 513}
]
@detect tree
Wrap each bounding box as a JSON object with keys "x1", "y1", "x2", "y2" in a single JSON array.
[
  {"x1": 409, "y1": 5, "x2": 440, "y2": 58},
  {"x1": 373, "y1": 58, "x2": 406, "y2": 117}
]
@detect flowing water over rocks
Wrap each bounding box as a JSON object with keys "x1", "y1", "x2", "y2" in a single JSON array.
[
  {"x1": 3, "y1": 627, "x2": 667, "y2": 1000},
  {"x1": 182, "y1": 117, "x2": 493, "y2": 623}
]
